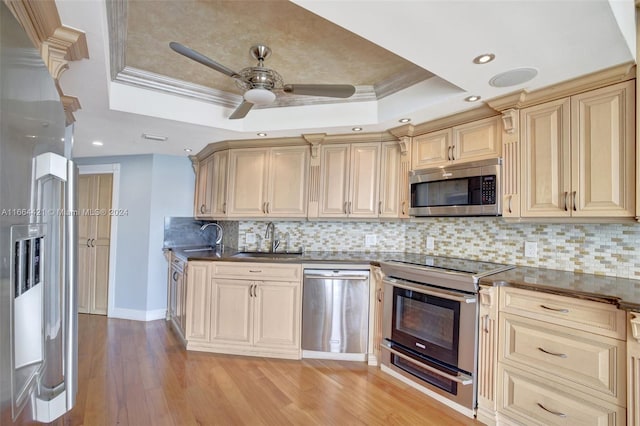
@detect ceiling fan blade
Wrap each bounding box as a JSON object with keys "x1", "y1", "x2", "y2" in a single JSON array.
[
  {"x1": 169, "y1": 42, "x2": 239, "y2": 78},
  {"x1": 283, "y1": 84, "x2": 356, "y2": 98},
  {"x1": 229, "y1": 100, "x2": 254, "y2": 120}
]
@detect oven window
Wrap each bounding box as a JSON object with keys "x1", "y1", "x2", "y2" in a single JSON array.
[
  {"x1": 391, "y1": 287, "x2": 461, "y2": 367},
  {"x1": 396, "y1": 294, "x2": 455, "y2": 350}
]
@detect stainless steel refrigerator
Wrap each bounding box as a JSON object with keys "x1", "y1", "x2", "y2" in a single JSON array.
[{"x1": 0, "y1": 2, "x2": 78, "y2": 424}]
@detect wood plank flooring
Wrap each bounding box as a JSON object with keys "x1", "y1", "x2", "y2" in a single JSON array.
[{"x1": 57, "y1": 314, "x2": 480, "y2": 425}]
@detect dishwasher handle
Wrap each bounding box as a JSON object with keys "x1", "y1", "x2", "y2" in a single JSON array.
[{"x1": 304, "y1": 274, "x2": 369, "y2": 281}]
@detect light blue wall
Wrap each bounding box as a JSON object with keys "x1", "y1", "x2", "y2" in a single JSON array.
[
  {"x1": 147, "y1": 155, "x2": 194, "y2": 311},
  {"x1": 75, "y1": 154, "x2": 194, "y2": 320}
]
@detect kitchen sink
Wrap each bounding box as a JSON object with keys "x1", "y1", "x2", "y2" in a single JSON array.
[{"x1": 231, "y1": 251, "x2": 304, "y2": 258}]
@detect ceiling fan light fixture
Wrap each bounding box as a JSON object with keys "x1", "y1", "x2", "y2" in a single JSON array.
[{"x1": 243, "y1": 88, "x2": 276, "y2": 106}]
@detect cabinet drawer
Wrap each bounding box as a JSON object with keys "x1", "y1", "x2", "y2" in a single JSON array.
[
  {"x1": 500, "y1": 313, "x2": 625, "y2": 404},
  {"x1": 498, "y1": 365, "x2": 625, "y2": 426},
  {"x1": 500, "y1": 287, "x2": 626, "y2": 339},
  {"x1": 212, "y1": 262, "x2": 301, "y2": 281}
]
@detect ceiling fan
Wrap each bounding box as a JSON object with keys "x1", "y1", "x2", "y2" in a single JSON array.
[{"x1": 169, "y1": 42, "x2": 357, "y2": 119}]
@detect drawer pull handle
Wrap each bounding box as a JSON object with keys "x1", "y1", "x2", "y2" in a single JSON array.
[
  {"x1": 537, "y1": 402, "x2": 567, "y2": 418},
  {"x1": 538, "y1": 347, "x2": 567, "y2": 358},
  {"x1": 249, "y1": 270, "x2": 262, "y2": 273},
  {"x1": 540, "y1": 304, "x2": 569, "y2": 313}
]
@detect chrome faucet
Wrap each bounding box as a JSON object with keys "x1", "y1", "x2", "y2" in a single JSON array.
[
  {"x1": 264, "y1": 221, "x2": 279, "y2": 253},
  {"x1": 200, "y1": 222, "x2": 223, "y2": 248}
]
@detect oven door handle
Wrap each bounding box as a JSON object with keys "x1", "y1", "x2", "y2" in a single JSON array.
[
  {"x1": 384, "y1": 279, "x2": 476, "y2": 304},
  {"x1": 381, "y1": 340, "x2": 473, "y2": 385}
]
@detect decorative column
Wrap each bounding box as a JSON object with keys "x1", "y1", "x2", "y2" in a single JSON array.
[{"x1": 302, "y1": 133, "x2": 326, "y2": 218}]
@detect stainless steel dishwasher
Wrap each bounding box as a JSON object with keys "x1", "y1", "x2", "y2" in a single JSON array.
[{"x1": 302, "y1": 269, "x2": 370, "y2": 357}]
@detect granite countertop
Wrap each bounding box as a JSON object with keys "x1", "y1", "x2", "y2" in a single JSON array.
[
  {"x1": 169, "y1": 247, "x2": 640, "y2": 312},
  {"x1": 479, "y1": 266, "x2": 640, "y2": 312}
]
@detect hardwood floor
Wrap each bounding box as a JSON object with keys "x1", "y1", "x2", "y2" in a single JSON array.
[{"x1": 58, "y1": 314, "x2": 480, "y2": 425}]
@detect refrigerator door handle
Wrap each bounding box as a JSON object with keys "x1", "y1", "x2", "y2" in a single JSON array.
[{"x1": 64, "y1": 159, "x2": 78, "y2": 411}]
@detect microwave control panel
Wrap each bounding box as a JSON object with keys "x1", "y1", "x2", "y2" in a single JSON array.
[{"x1": 481, "y1": 176, "x2": 496, "y2": 205}]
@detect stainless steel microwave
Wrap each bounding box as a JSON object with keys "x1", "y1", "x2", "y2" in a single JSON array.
[{"x1": 409, "y1": 158, "x2": 502, "y2": 217}]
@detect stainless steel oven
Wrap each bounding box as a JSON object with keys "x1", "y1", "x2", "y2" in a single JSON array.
[{"x1": 379, "y1": 257, "x2": 514, "y2": 415}]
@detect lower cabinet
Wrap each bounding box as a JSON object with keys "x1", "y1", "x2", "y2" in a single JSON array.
[
  {"x1": 184, "y1": 261, "x2": 302, "y2": 360},
  {"x1": 628, "y1": 312, "x2": 640, "y2": 426},
  {"x1": 494, "y1": 287, "x2": 627, "y2": 425},
  {"x1": 167, "y1": 253, "x2": 187, "y2": 342}
]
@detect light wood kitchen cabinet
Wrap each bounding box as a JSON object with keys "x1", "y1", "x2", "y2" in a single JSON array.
[
  {"x1": 369, "y1": 266, "x2": 384, "y2": 366},
  {"x1": 379, "y1": 141, "x2": 410, "y2": 218},
  {"x1": 210, "y1": 150, "x2": 228, "y2": 218},
  {"x1": 167, "y1": 253, "x2": 187, "y2": 341},
  {"x1": 194, "y1": 154, "x2": 215, "y2": 218},
  {"x1": 521, "y1": 80, "x2": 635, "y2": 218},
  {"x1": 78, "y1": 173, "x2": 112, "y2": 315},
  {"x1": 477, "y1": 286, "x2": 499, "y2": 426},
  {"x1": 496, "y1": 287, "x2": 627, "y2": 425},
  {"x1": 185, "y1": 261, "x2": 211, "y2": 344},
  {"x1": 227, "y1": 146, "x2": 309, "y2": 218},
  {"x1": 318, "y1": 142, "x2": 380, "y2": 218},
  {"x1": 187, "y1": 262, "x2": 302, "y2": 360},
  {"x1": 411, "y1": 116, "x2": 501, "y2": 169},
  {"x1": 628, "y1": 312, "x2": 640, "y2": 426}
]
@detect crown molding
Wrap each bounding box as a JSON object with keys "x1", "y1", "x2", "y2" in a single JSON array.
[
  {"x1": 4, "y1": 0, "x2": 88, "y2": 124},
  {"x1": 487, "y1": 62, "x2": 636, "y2": 111}
]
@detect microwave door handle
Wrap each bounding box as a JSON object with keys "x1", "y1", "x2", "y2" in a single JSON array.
[{"x1": 381, "y1": 340, "x2": 473, "y2": 385}]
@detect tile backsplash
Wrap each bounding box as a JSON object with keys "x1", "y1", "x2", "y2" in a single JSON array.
[{"x1": 220, "y1": 219, "x2": 640, "y2": 280}]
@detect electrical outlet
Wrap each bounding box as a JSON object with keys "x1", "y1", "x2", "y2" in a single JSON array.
[
  {"x1": 524, "y1": 241, "x2": 538, "y2": 258},
  {"x1": 426, "y1": 236, "x2": 435, "y2": 250},
  {"x1": 365, "y1": 234, "x2": 377, "y2": 247},
  {"x1": 245, "y1": 233, "x2": 256, "y2": 244}
]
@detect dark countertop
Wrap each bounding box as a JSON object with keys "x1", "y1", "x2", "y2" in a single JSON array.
[
  {"x1": 169, "y1": 247, "x2": 640, "y2": 312},
  {"x1": 479, "y1": 266, "x2": 640, "y2": 312}
]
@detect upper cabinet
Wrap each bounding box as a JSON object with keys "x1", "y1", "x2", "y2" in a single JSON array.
[
  {"x1": 412, "y1": 116, "x2": 502, "y2": 169},
  {"x1": 379, "y1": 141, "x2": 411, "y2": 218},
  {"x1": 318, "y1": 142, "x2": 381, "y2": 218},
  {"x1": 194, "y1": 154, "x2": 215, "y2": 218},
  {"x1": 227, "y1": 146, "x2": 309, "y2": 218},
  {"x1": 520, "y1": 80, "x2": 635, "y2": 218},
  {"x1": 194, "y1": 150, "x2": 228, "y2": 219}
]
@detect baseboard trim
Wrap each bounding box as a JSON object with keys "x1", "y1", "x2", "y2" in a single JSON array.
[{"x1": 107, "y1": 307, "x2": 166, "y2": 322}]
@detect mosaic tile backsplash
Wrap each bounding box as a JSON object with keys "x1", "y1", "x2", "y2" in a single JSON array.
[{"x1": 220, "y1": 218, "x2": 640, "y2": 280}]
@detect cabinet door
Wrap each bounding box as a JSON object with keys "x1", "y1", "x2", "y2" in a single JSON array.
[
  {"x1": 267, "y1": 146, "x2": 308, "y2": 217},
  {"x1": 227, "y1": 148, "x2": 269, "y2": 217},
  {"x1": 371, "y1": 267, "x2": 384, "y2": 366},
  {"x1": 210, "y1": 150, "x2": 229, "y2": 218},
  {"x1": 628, "y1": 313, "x2": 640, "y2": 426},
  {"x1": 318, "y1": 144, "x2": 350, "y2": 217},
  {"x1": 349, "y1": 142, "x2": 380, "y2": 218},
  {"x1": 194, "y1": 155, "x2": 215, "y2": 218},
  {"x1": 379, "y1": 142, "x2": 401, "y2": 218},
  {"x1": 520, "y1": 98, "x2": 572, "y2": 217},
  {"x1": 411, "y1": 129, "x2": 451, "y2": 169},
  {"x1": 453, "y1": 116, "x2": 501, "y2": 163},
  {"x1": 571, "y1": 80, "x2": 635, "y2": 217},
  {"x1": 253, "y1": 281, "x2": 300, "y2": 350},
  {"x1": 185, "y1": 262, "x2": 211, "y2": 343},
  {"x1": 210, "y1": 278, "x2": 253, "y2": 346}
]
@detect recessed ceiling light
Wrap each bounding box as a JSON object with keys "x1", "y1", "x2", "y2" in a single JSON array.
[
  {"x1": 141, "y1": 133, "x2": 168, "y2": 141},
  {"x1": 489, "y1": 68, "x2": 538, "y2": 88},
  {"x1": 184, "y1": 148, "x2": 192, "y2": 153},
  {"x1": 473, "y1": 53, "x2": 495, "y2": 64},
  {"x1": 257, "y1": 132, "x2": 267, "y2": 137},
  {"x1": 352, "y1": 127, "x2": 363, "y2": 132},
  {"x1": 92, "y1": 141, "x2": 103, "y2": 146},
  {"x1": 399, "y1": 118, "x2": 411, "y2": 123},
  {"x1": 465, "y1": 95, "x2": 481, "y2": 102}
]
